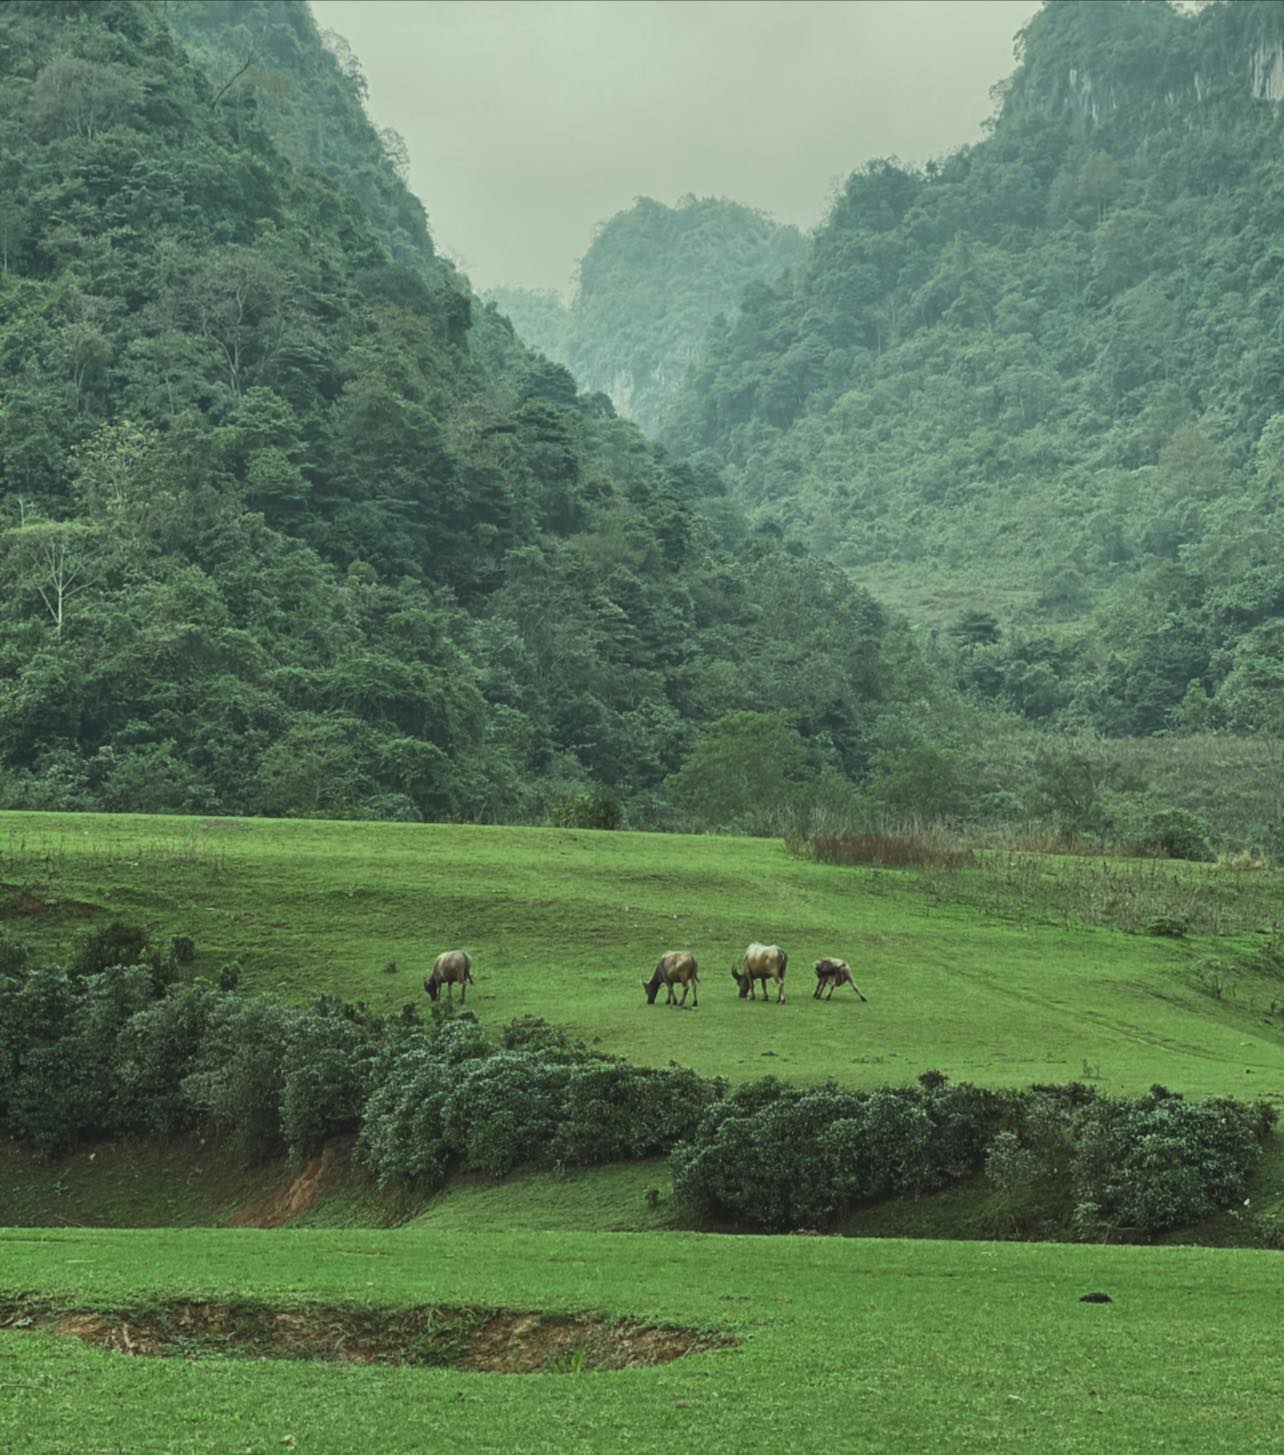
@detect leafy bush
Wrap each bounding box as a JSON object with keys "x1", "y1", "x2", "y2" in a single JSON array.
[
  {"x1": 70, "y1": 921, "x2": 149, "y2": 977},
  {"x1": 1070, "y1": 1089, "x2": 1273, "y2": 1234},
  {"x1": 553, "y1": 1063, "x2": 721, "y2": 1165},
  {"x1": 1143, "y1": 808, "x2": 1212, "y2": 862},
  {"x1": 547, "y1": 786, "x2": 623, "y2": 830}
]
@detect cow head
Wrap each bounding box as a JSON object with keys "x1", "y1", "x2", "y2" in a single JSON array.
[
  {"x1": 731, "y1": 966, "x2": 750, "y2": 998},
  {"x1": 423, "y1": 974, "x2": 441, "y2": 1001}
]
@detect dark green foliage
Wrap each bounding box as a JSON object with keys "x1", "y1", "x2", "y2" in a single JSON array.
[
  {"x1": 70, "y1": 921, "x2": 148, "y2": 978},
  {"x1": 0, "y1": 0, "x2": 933, "y2": 831},
  {"x1": 659, "y1": 0, "x2": 1284, "y2": 757},
  {"x1": 1142, "y1": 808, "x2": 1211, "y2": 862},
  {"x1": 0, "y1": 933, "x2": 1270, "y2": 1236},
  {"x1": 1143, "y1": 915, "x2": 1190, "y2": 939},
  {"x1": 547, "y1": 786, "x2": 623, "y2": 831},
  {"x1": 671, "y1": 1079, "x2": 1012, "y2": 1230},
  {"x1": 1002, "y1": 1085, "x2": 1276, "y2": 1236}
]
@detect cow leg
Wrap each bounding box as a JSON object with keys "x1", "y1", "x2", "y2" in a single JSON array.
[
  {"x1": 778, "y1": 977, "x2": 786, "y2": 1004},
  {"x1": 460, "y1": 979, "x2": 467, "y2": 1003},
  {"x1": 852, "y1": 982, "x2": 866, "y2": 1001},
  {"x1": 691, "y1": 979, "x2": 698, "y2": 1008}
]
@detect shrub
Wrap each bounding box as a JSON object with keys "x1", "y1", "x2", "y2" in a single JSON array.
[
  {"x1": 358, "y1": 1043, "x2": 454, "y2": 1189},
  {"x1": 553, "y1": 1063, "x2": 721, "y2": 1165},
  {"x1": 0, "y1": 930, "x2": 31, "y2": 979},
  {"x1": 180, "y1": 997, "x2": 299, "y2": 1157},
  {"x1": 170, "y1": 935, "x2": 196, "y2": 965},
  {"x1": 500, "y1": 1016, "x2": 585, "y2": 1055},
  {"x1": 1142, "y1": 808, "x2": 1212, "y2": 862},
  {"x1": 1143, "y1": 915, "x2": 1190, "y2": 938},
  {"x1": 548, "y1": 785, "x2": 623, "y2": 830},
  {"x1": 1070, "y1": 1090, "x2": 1272, "y2": 1234},
  {"x1": 70, "y1": 920, "x2": 148, "y2": 977},
  {"x1": 3, "y1": 966, "x2": 157, "y2": 1154},
  {"x1": 278, "y1": 1002, "x2": 380, "y2": 1159},
  {"x1": 442, "y1": 1052, "x2": 574, "y2": 1176},
  {"x1": 671, "y1": 1082, "x2": 870, "y2": 1230},
  {"x1": 109, "y1": 983, "x2": 220, "y2": 1137}
]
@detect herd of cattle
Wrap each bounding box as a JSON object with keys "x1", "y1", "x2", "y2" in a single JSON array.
[{"x1": 422, "y1": 944, "x2": 866, "y2": 1008}]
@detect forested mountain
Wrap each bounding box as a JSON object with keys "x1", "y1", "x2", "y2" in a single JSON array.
[
  {"x1": 0, "y1": 0, "x2": 941, "y2": 826},
  {"x1": 662, "y1": 0, "x2": 1284, "y2": 740},
  {"x1": 489, "y1": 196, "x2": 803, "y2": 433}
]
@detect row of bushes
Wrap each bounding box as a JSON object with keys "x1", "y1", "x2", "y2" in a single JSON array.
[
  {"x1": 0, "y1": 926, "x2": 1274, "y2": 1238},
  {"x1": 673, "y1": 1077, "x2": 1275, "y2": 1236}
]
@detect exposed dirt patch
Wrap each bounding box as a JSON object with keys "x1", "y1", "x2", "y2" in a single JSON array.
[
  {"x1": 228, "y1": 1146, "x2": 342, "y2": 1228},
  {"x1": 0, "y1": 1299, "x2": 728, "y2": 1373}
]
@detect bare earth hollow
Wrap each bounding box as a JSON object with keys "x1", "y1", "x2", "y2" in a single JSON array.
[{"x1": 0, "y1": 1298, "x2": 728, "y2": 1374}]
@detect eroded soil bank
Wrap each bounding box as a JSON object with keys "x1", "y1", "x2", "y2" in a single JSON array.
[{"x1": 0, "y1": 1298, "x2": 729, "y2": 1373}]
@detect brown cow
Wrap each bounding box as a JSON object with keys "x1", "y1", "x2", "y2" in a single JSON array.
[
  {"x1": 642, "y1": 950, "x2": 699, "y2": 1008},
  {"x1": 424, "y1": 949, "x2": 473, "y2": 1003},
  {"x1": 732, "y1": 942, "x2": 788, "y2": 1003},
  {"x1": 813, "y1": 957, "x2": 867, "y2": 1001}
]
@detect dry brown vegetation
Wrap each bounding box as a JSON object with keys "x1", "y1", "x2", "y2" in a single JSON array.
[{"x1": 788, "y1": 828, "x2": 1284, "y2": 937}]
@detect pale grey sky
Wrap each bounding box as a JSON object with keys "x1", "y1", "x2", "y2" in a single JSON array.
[{"x1": 310, "y1": 0, "x2": 1042, "y2": 293}]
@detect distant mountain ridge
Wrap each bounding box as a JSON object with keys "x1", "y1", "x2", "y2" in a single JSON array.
[
  {"x1": 655, "y1": 0, "x2": 1284, "y2": 738},
  {"x1": 489, "y1": 195, "x2": 803, "y2": 433}
]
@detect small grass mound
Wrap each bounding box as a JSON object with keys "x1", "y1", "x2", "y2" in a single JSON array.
[{"x1": 0, "y1": 1298, "x2": 727, "y2": 1373}]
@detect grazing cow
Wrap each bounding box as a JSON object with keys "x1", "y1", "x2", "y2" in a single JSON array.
[
  {"x1": 732, "y1": 943, "x2": 788, "y2": 1003},
  {"x1": 642, "y1": 951, "x2": 699, "y2": 1008},
  {"x1": 813, "y1": 957, "x2": 867, "y2": 1002},
  {"x1": 424, "y1": 949, "x2": 473, "y2": 1003}
]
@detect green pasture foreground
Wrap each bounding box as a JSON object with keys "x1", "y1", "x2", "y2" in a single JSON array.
[
  {"x1": 1, "y1": 1227, "x2": 1281, "y2": 1454},
  {"x1": 2, "y1": 811, "x2": 1282, "y2": 1095}
]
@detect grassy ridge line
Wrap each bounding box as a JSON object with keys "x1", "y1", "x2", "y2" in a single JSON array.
[
  {"x1": 2, "y1": 810, "x2": 1281, "y2": 1095},
  {"x1": 1, "y1": 1227, "x2": 1282, "y2": 1454}
]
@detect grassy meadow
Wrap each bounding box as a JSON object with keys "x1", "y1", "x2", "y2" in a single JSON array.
[
  {"x1": 3, "y1": 809, "x2": 1284, "y2": 1452},
  {"x1": 2, "y1": 1225, "x2": 1283, "y2": 1455},
  {"x1": 2, "y1": 810, "x2": 1282, "y2": 1096}
]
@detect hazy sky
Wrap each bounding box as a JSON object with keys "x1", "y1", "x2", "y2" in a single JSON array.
[{"x1": 310, "y1": 0, "x2": 1042, "y2": 294}]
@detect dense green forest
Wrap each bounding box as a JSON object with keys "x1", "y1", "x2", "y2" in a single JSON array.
[
  {"x1": 5, "y1": 0, "x2": 1284, "y2": 848},
  {"x1": 488, "y1": 196, "x2": 802, "y2": 435},
  {"x1": 660, "y1": 0, "x2": 1284, "y2": 756},
  {"x1": 0, "y1": 0, "x2": 955, "y2": 829}
]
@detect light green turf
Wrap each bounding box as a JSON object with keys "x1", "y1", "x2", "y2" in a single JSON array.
[
  {"x1": 2, "y1": 810, "x2": 1282, "y2": 1095},
  {"x1": 1, "y1": 1226, "x2": 1282, "y2": 1454}
]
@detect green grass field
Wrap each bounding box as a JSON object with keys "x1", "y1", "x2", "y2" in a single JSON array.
[
  {"x1": 3, "y1": 1225, "x2": 1283, "y2": 1454},
  {"x1": 4, "y1": 810, "x2": 1284, "y2": 1451},
  {"x1": 2, "y1": 811, "x2": 1282, "y2": 1096}
]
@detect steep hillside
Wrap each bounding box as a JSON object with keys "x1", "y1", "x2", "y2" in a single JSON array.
[
  {"x1": 0, "y1": 0, "x2": 935, "y2": 825},
  {"x1": 490, "y1": 196, "x2": 803, "y2": 433},
  {"x1": 662, "y1": 0, "x2": 1284, "y2": 739}
]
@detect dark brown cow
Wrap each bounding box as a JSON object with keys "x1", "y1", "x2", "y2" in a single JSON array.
[
  {"x1": 424, "y1": 949, "x2": 473, "y2": 1003},
  {"x1": 642, "y1": 950, "x2": 699, "y2": 1007},
  {"x1": 732, "y1": 942, "x2": 788, "y2": 1003},
  {"x1": 813, "y1": 957, "x2": 867, "y2": 1001}
]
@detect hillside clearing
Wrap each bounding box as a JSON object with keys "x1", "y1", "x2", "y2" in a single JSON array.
[{"x1": 2, "y1": 811, "x2": 1282, "y2": 1097}]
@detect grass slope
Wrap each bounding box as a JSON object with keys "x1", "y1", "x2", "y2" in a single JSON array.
[
  {"x1": 2, "y1": 1226, "x2": 1282, "y2": 1454},
  {"x1": 2, "y1": 811, "x2": 1281, "y2": 1096}
]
